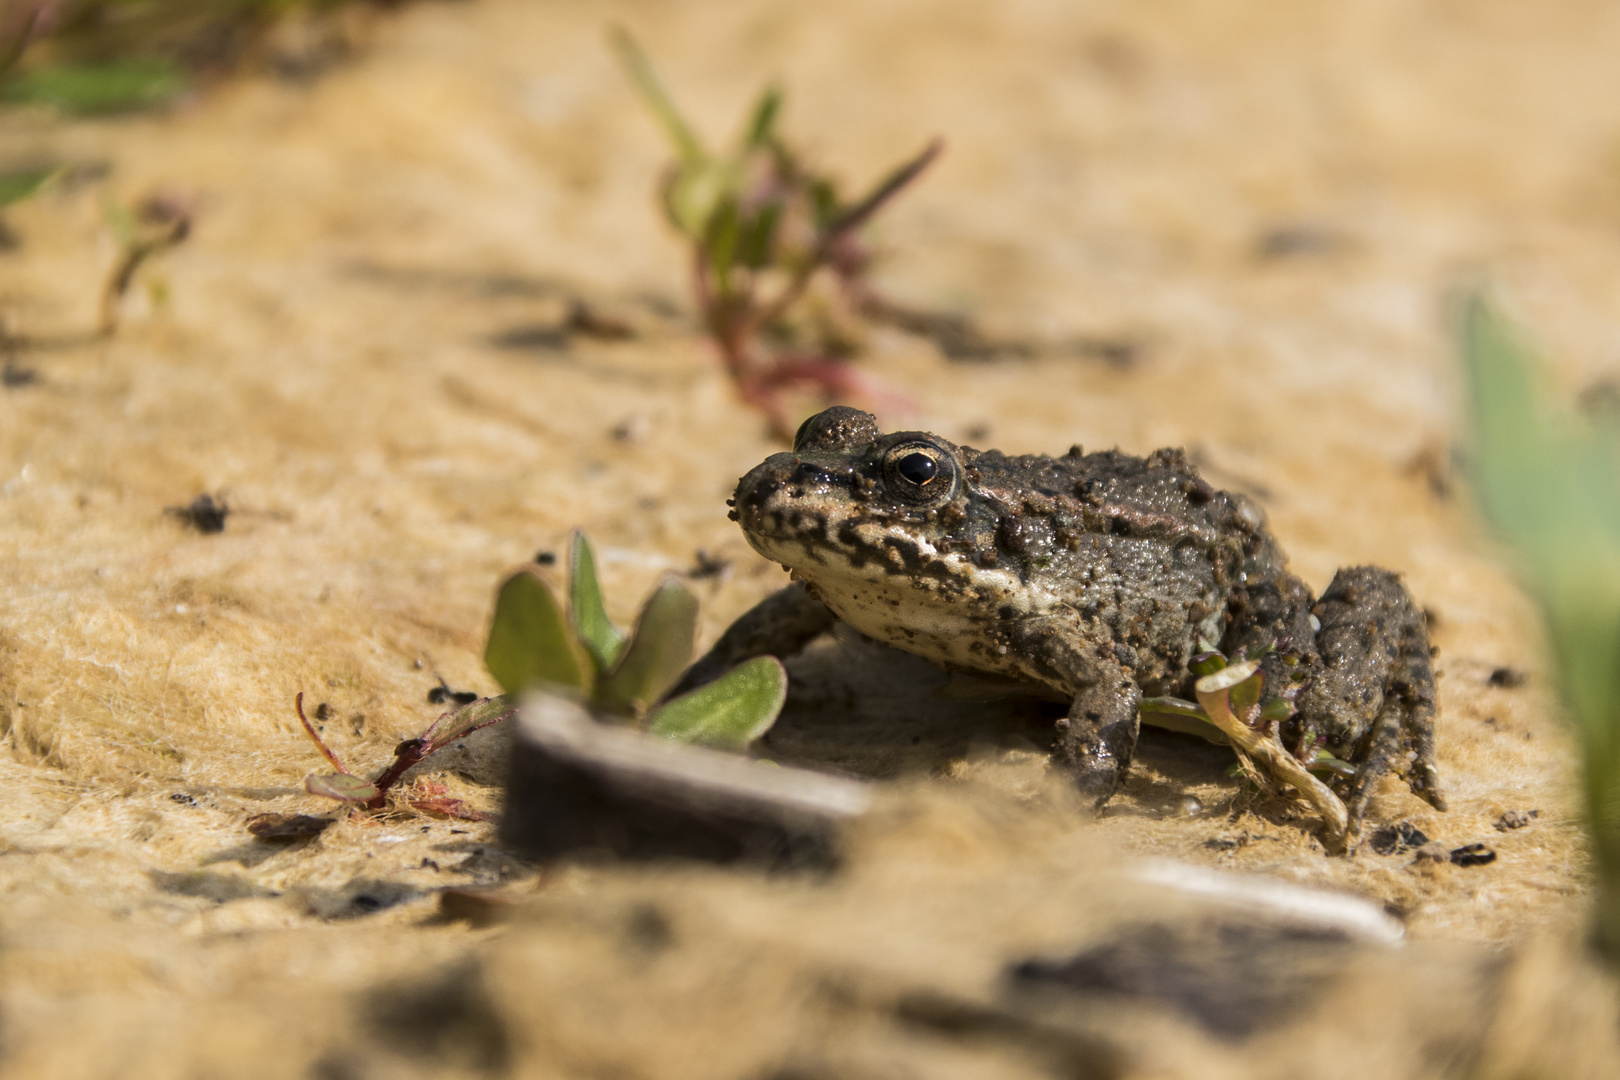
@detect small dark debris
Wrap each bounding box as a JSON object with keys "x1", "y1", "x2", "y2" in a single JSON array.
[
  {"x1": 1488, "y1": 667, "x2": 1527, "y2": 688},
  {"x1": 1450, "y1": 843, "x2": 1497, "y2": 868},
  {"x1": 1495, "y1": 809, "x2": 1540, "y2": 832},
  {"x1": 1369, "y1": 821, "x2": 1430, "y2": 856},
  {"x1": 1063, "y1": 336, "x2": 1140, "y2": 369},
  {"x1": 169, "y1": 792, "x2": 195, "y2": 805},
  {"x1": 1203, "y1": 835, "x2": 1245, "y2": 852},
  {"x1": 1423, "y1": 606, "x2": 1443, "y2": 630},
  {"x1": 2, "y1": 362, "x2": 36, "y2": 387},
  {"x1": 352, "y1": 894, "x2": 384, "y2": 912},
  {"x1": 1254, "y1": 224, "x2": 1341, "y2": 260},
  {"x1": 165, "y1": 493, "x2": 229, "y2": 534},
  {"x1": 488, "y1": 324, "x2": 570, "y2": 352},
  {"x1": 611, "y1": 414, "x2": 650, "y2": 442},
  {"x1": 688, "y1": 550, "x2": 730, "y2": 580},
  {"x1": 963, "y1": 423, "x2": 992, "y2": 442},
  {"x1": 428, "y1": 677, "x2": 479, "y2": 707},
  {"x1": 566, "y1": 300, "x2": 635, "y2": 341},
  {"x1": 534, "y1": 550, "x2": 557, "y2": 566},
  {"x1": 246, "y1": 812, "x2": 335, "y2": 840},
  {"x1": 314, "y1": 701, "x2": 331, "y2": 721}
]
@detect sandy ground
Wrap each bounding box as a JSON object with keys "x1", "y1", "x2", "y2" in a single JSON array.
[{"x1": 3, "y1": 0, "x2": 1620, "y2": 1075}]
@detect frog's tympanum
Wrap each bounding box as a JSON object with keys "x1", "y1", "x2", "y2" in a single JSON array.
[{"x1": 696, "y1": 407, "x2": 1444, "y2": 834}]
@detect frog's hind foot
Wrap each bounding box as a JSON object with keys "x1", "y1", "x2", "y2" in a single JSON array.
[{"x1": 1304, "y1": 566, "x2": 1446, "y2": 835}]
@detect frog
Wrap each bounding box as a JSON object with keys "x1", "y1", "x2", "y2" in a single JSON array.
[{"x1": 682, "y1": 406, "x2": 1445, "y2": 843}]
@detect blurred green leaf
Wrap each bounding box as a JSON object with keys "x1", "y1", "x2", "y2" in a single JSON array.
[
  {"x1": 663, "y1": 158, "x2": 733, "y2": 238},
  {"x1": 0, "y1": 166, "x2": 53, "y2": 207},
  {"x1": 484, "y1": 567, "x2": 593, "y2": 696},
  {"x1": 704, "y1": 195, "x2": 741, "y2": 285},
  {"x1": 737, "y1": 202, "x2": 781, "y2": 270},
  {"x1": 741, "y1": 85, "x2": 782, "y2": 149},
  {"x1": 305, "y1": 772, "x2": 380, "y2": 802},
  {"x1": 596, "y1": 577, "x2": 698, "y2": 715},
  {"x1": 568, "y1": 530, "x2": 625, "y2": 671},
  {"x1": 1462, "y1": 291, "x2": 1620, "y2": 957},
  {"x1": 610, "y1": 26, "x2": 703, "y2": 162},
  {"x1": 2, "y1": 58, "x2": 186, "y2": 115},
  {"x1": 647, "y1": 656, "x2": 787, "y2": 750}
]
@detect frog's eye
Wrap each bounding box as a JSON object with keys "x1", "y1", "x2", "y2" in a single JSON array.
[
  {"x1": 896, "y1": 452, "x2": 937, "y2": 485},
  {"x1": 883, "y1": 442, "x2": 956, "y2": 503}
]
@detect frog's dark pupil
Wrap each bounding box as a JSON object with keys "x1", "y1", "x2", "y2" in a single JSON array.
[{"x1": 897, "y1": 452, "x2": 938, "y2": 485}]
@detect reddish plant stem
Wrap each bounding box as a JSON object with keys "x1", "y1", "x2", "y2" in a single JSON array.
[{"x1": 295, "y1": 692, "x2": 351, "y2": 774}]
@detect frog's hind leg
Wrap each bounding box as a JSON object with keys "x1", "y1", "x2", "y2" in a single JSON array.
[{"x1": 1303, "y1": 566, "x2": 1446, "y2": 828}]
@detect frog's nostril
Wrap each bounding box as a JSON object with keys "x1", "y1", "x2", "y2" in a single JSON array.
[{"x1": 793, "y1": 461, "x2": 838, "y2": 486}]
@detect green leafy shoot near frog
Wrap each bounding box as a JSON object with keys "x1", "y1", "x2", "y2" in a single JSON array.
[{"x1": 297, "y1": 530, "x2": 788, "y2": 816}]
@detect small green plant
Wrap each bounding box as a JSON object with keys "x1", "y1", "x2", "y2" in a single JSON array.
[
  {"x1": 612, "y1": 28, "x2": 941, "y2": 440},
  {"x1": 298, "y1": 530, "x2": 787, "y2": 815},
  {"x1": 1140, "y1": 644, "x2": 1357, "y2": 848},
  {"x1": 1461, "y1": 292, "x2": 1620, "y2": 959},
  {"x1": 482, "y1": 529, "x2": 787, "y2": 747}
]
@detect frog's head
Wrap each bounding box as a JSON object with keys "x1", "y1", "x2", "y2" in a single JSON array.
[{"x1": 729, "y1": 407, "x2": 976, "y2": 581}]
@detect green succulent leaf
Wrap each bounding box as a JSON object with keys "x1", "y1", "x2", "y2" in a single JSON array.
[
  {"x1": 1189, "y1": 650, "x2": 1227, "y2": 678},
  {"x1": 484, "y1": 567, "x2": 593, "y2": 696},
  {"x1": 1228, "y1": 667, "x2": 1264, "y2": 718},
  {"x1": 1308, "y1": 751, "x2": 1357, "y2": 778},
  {"x1": 568, "y1": 530, "x2": 626, "y2": 671},
  {"x1": 0, "y1": 167, "x2": 53, "y2": 207},
  {"x1": 1138, "y1": 696, "x2": 1230, "y2": 745},
  {"x1": 1259, "y1": 697, "x2": 1295, "y2": 723},
  {"x1": 305, "y1": 772, "x2": 380, "y2": 803},
  {"x1": 647, "y1": 656, "x2": 787, "y2": 750},
  {"x1": 2, "y1": 58, "x2": 186, "y2": 115},
  {"x1": 596, "y1": 576, "x2": 698, "y2": 716}
]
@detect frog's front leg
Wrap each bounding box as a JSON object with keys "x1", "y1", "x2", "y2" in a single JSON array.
[
  {"x1": 1061, "y1": 665, "x2": 1142, "y2": 806},
  {"x1": 1024, "y1": 631, "x2": 1141, "y2": 805}
]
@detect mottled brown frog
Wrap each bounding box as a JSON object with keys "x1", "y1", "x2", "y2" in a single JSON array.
[{"x1": 687, "y1": 407, "x2": 1444, "y2": 838}]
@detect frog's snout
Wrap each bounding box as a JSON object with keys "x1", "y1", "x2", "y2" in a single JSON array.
[{"x1": 728, "y1": 453, "x2": 856, "y2": 545}]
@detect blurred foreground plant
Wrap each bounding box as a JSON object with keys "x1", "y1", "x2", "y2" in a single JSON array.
[
  {"x1": 1462, "y1": 293, "x2": 1620, "y2": 958},
  {"x1": 612, "y1": 28, "x2": 941, "y2": 440},
  {"x1": 299, "y1": 531, "x2": 786, "y2": 815}
]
